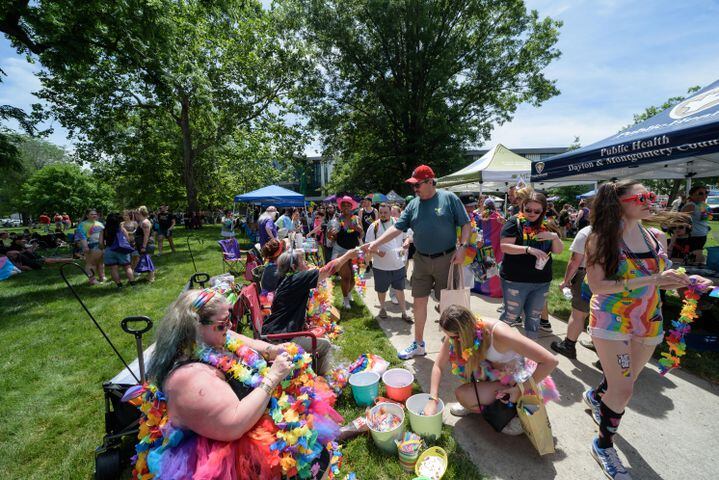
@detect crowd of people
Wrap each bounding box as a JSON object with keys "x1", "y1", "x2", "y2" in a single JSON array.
[{"x1": 4, "y1": 169, "x2": 716, "y2": 480}]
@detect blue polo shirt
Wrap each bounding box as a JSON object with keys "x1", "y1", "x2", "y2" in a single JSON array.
[{"x1": 395, "y1": 189, "x2": 470, "y2": 255}]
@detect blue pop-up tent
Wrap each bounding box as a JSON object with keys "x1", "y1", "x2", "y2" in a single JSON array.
[
  {"x1": 531, "y1": 79, "x2": 719, "y2": 185},
  {"x1": 234, "y1": 185, "x2": 305, "y2": 207}
]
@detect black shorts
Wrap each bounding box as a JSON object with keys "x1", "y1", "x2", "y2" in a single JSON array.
[{"x1": 688, "y1": 235, "x2": 707, "y2": 251}]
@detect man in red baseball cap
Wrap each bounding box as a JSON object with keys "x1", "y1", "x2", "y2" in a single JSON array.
[
  {"x1": 404, "y1": 164, "x2": 436, "y2": 185},
  {"x1": 364, "y1": 164, "x2": 471, "y2": 360}
]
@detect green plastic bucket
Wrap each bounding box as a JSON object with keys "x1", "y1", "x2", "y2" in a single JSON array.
[
  {"x1": 368, "y1": 402, "x2": 406, "y2": 454},
  {"x1": 349, "y1": 371, "x2": 380, "y2": 406},
  {"x1": 406, "y1": 393, "x2": 444, "y2": 441}
]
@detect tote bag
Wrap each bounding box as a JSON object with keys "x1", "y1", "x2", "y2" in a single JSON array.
[
  {"x1": 440, "y1": 262, "x2": 471, "y2": 313},
  {"x1": 110, "y1": 231, "x2": 134, "y2": 254},
  {"x1": 517, "y1": 378, "x2": 555, "y2": 455}
]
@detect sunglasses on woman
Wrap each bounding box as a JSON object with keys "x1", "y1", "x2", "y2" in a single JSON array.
[
  {"x1": 524, "y1": 208, "x2": 543, "y2": 215},
  {"x1": 200, "y1": 314, "x2": 231, "y2": 332},
  {"x1": 621, "y1": 191, "x2": 656, "y2": 205}
]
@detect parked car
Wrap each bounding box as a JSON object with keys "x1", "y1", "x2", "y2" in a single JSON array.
[
  {"x1": 707, "y1": 195, "x2": 719, "y2": 216},
  {"x1": 2, "y1": 218, "x2": 21, "y2": 227}
]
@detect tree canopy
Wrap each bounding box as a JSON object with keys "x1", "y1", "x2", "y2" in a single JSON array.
[{"x1": 289, "y1": 0, "x2": 562, "y2": 192}]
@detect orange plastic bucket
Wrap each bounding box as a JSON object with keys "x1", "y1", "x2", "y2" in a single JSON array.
[{"x1": 382, "y1": 368, "x2": 414, "y2": 402}]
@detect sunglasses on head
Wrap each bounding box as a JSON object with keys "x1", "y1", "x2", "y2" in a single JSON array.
[
  {"x1": 621, "y1": 191, "x2": 656, "y2": 205},
  {"x1": 524, "y1": 208, "x2": 543, "y2": 215}
]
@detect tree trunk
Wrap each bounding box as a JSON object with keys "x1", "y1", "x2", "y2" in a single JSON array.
[
  {"x1": 179, "y1": 94, "x2": 199, "y2": 214},
  {"x1": 667, "y1": 179, "x2": 683, "y2": 207}
]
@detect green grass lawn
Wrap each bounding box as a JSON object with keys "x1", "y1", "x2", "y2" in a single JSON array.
[
  {"x1": 0, "y1": 226, "x2": 483, "y2": 479},
  {"x1": 546, "y1": 232, "x2": 719, "y2": 384}
]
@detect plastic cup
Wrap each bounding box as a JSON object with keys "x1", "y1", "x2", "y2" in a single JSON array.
[
  {"x1": 382, "y1": 368, "x2": 415, "y2": 402},
  {"x1": 535, "y1": 256, "x2": 548, "y2": 270},
  {"x1": 349, "y1": 371, "x2": 380, "y2": 406}
]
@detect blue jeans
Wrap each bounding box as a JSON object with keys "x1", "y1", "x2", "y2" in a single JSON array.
[{"x1": 500, "y1": 279, "x2": 550, "y2": 338}]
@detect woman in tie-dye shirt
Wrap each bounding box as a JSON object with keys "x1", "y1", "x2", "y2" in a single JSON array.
[
  {"x1": 77, "y1": 209, "x2": 105, "y2": 285},
  {"x1": 582, "y1": 181, "x2": 712, "y2": 480}
]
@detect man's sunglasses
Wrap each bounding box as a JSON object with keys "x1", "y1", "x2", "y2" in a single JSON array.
[
  {"x1": 524, "y1": 208, "x2": 543, "y2": 215},
  {"x1": 412, "y1": 179, "x2": 432, "y2": 189},
  {"x1": 621, "y1": 192, "x2": 656, "y2": 205}
]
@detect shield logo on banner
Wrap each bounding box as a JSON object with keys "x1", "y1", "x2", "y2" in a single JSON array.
[{"x1": 535, "y1": 162, "x2": 545, "y2": 174}]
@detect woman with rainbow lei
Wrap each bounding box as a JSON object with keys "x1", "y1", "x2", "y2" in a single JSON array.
[
  {"x1": 262, "y1": 247, "x2": 358, "y2": 375},
  {"x1": 583, "y1": 180, "x2": 712, "y2": 480},
  {"x1": 422, "y1": 305, "x2": 559, "y2": 435},
  {"x1": 327, "y1": 196, "x2": 364, "y2": 310},
  {"x1": 124, "y1": 288, "x2": 344, "y2": 479},
  {"x1": 499, "y1": 188, "x2": 564, "y2": 337}
]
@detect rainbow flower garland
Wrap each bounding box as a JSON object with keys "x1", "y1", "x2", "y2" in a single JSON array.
[
  {"x1": 516, "y1": 212, "x2": 550, "y2": 244},
  {"x1": 658, "y1": 273, "x2": 708, "y2": 376},
  {"x1": 307, "y1": 278, "x2": 343, "y2": 339},
  {"x1": 448, "y1": 320, "x2": 485, "y2": 377},
  {"x1": 196, "y1": 335, "x2": 343, "y2": 478},
  {"x1": 697, "y1": 201, "x2": 714, "y2": 222},
  {"x1": 352, "y1": 249, "x2": 367, "y2": 296}
]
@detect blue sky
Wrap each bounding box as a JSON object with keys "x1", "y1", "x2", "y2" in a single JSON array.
[{"x1": 1, "y1": 0, "x2": 718, "y2": 152}]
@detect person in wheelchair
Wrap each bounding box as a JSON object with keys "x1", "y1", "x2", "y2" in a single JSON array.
[
  {"x1": 127, "y1": 289, "x2": 339, "y2": 479},
  {"x1": 262, "y1": 247, "x2": 358, "y2": 375}
]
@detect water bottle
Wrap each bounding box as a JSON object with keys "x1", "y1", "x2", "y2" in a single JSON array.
[{"x1": 562, "y1": 287, "x2": 573, "y2": 300}]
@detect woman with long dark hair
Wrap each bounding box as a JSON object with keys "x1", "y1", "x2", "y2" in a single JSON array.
[
  {"x1": 583, "y1": 180, "x2": 711, "y2": 479},
  {"x1": 499, "y1": 188, "x2": 563, "y2": 337},
  {"x1": 103, "y1": 213, "x2": 135, "y2": 287}
]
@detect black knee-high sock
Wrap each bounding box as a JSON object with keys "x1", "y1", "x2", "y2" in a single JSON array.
[
  {"x1": 598, "y1": 400, "x2": 624, "y2": 449},
  {"x1": 593, "y1": 377, "x2": 608, "y2": 402}
]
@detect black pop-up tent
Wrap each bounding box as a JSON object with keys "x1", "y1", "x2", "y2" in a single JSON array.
[{"x1": 531, "y1": 79, "x2": 719, "y2": 188}]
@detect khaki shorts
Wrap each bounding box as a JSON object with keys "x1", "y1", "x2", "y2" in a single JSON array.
[
  {"x1": 411, "y1": 250, "x2": 456, "y2": 299},
  {"x1": 570, "y1": 268, "x2": 589, "y2": 313}
]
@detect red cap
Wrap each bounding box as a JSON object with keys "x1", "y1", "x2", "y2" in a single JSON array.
[{"x1": 405, "y1": 165, "x2": 436, "y2": 184}]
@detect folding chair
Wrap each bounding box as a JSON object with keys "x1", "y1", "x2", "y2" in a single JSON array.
[
  {"x1": 218, "y1": 238, "x2": 245, "y2": 275},
  {"x1": 237, "y1": 283, "x2": 321, "y2": 372}
]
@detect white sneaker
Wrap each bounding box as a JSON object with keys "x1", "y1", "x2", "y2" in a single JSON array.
[
  {"x1": 398, "y1": 341, "x2": 426, "y2": 360},
  {"x1": 501, "y1": 416, "x2": 524, "y2": 436},
  {"x1": 448, "y1": 402, "x2": 471, "y2": 417},
  {"x1": 390, "y1": 292, "x2": 399, "y2": 305}
]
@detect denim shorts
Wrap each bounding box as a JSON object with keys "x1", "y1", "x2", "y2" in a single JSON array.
[
  {"x1": 104, "y1": 249, "x2": 131, "y2": 266},
  {"x1": 500, "y1": 279, "x2": 550, "y2": 338}
]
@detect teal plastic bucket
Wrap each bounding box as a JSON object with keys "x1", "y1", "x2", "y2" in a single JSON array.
[
  {"x1": 706, "y1": 246, "x2": 719, "y2": 271},
  {"x1": 349, "y1": 371, "x2": 380, "y2": 406},
  {"x1": 406, "y1": 393, "x2": 444, "y2": 441},
  {"x1": 368, "y1": 402, "x2": 406, "y2": 454}
]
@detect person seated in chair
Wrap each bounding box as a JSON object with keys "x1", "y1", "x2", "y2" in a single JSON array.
[
  {"x1": 262, "y1": 247, "x2": 358, "y2": 375},
  {"x1": 126, "y1": 289, "x2": 340, "y2": 479}
]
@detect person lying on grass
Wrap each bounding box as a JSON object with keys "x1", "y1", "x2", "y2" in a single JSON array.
[
  {"x1": 127, "y1": 289, "x2": 341, "y2": 480},
  {"x1": 422, "y1": 305, "x2": 559, "y2": 435},
  {"x1": 261, "y1": 247, "x2": 358, "y2": 375}
]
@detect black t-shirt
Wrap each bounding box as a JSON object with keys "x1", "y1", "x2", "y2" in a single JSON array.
[
  {"x1": 360, "y1": 208, "x2": 377, "y2": 233},
  {"x1": 336, "y1": 215, "x2": 361, "y2": 250},
  {"x1": 500, "y1": 216, "x2": 553, "y2": 283},
  {"x1": 157, "y1": 211, "x2": 174, "y2": 230},
  {"x1": 262, "y1": 269, "x2": 319, "y2": 334}
]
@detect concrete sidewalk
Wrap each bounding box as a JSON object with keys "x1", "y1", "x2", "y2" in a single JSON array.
[{"x1": 359, "y1": 267, "x2": 718, "y2": 480}]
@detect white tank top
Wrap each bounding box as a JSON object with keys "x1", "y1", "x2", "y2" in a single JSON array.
[{"x1": 485, "y1": 322, "x2": 522, "y2": 364}]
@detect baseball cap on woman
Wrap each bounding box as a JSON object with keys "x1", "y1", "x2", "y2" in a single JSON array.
[{"x1": 405, "y1": 165, "x2": 436, "y2": 184}]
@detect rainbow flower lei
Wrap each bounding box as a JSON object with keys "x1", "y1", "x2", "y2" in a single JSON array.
[
  {"x1": 448, "y1": 320, "x2": 485, "y2": 377},
  {"x1": 339, "y1": 216, "x2": 359, "y2": 234},
  {"x1": 516, "y1": 212, "x2": 550, "y2": 244},
  {"x1": 697, "y1": 202, "x2": 714, "y2": 222},
  {"x1": 307, "y1": 278, "x2": 343, "y2": 339},
  {"x1": 195, "y1": 334, "x2": 343, "y2": 478},
  {"x1": 352, "y1": 249, "x2": 367, "y2": 296},
  {"x1": 658, "y1": 272, "x2": 708, "y2": 375}
]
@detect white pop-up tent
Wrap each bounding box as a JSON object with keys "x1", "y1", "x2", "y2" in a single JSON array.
[{"x1": 437, "y1": 144, "x2": 530, "y2": 193}]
